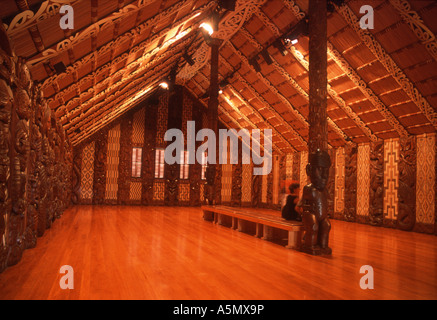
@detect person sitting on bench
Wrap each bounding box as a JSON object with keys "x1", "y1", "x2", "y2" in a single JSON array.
[{"x1": 281, "y1": 183, "x2": 301, "y2": 221}]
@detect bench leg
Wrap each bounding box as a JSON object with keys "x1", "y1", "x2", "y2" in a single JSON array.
[
  {"x1": 237, "y1": 219, "x2": 243, "y2": 232},
  {"x1": 255, "y1": 223, "x2": 263, "y2": 238},
  {"x1": 262, "y1": 225, "x2": 273, "y2": 241},
  {"x1": 231, "y1": 217, "x2": 237, "y2": 230},
  {"x1": 286, "y1": 230, "x2": 303, "y2": 250},
  {"x1": 216, "y1": 213, "x2": 222, "y2": 225},
  {"x1": 203, "y1": 210, "x2": 214, "y2": 222}
]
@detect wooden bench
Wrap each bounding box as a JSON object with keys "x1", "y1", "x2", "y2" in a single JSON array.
[{"x1": 201, "y1": 205, "x2": 304, "y2": 250}]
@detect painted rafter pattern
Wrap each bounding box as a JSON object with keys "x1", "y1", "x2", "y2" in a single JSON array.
[
  {"x1": 254, "y1": 8, "x2": 378, "y2": 142},
  {"x1": 335, "y1": 2, "x2": 437, "y2": 130},
  {"x1": 26, "y1": 0, "x2": 176, "y2": 66},
  {"x1": 389, "y1": 0, "x2": 437, "y2": 62},
  {"x1": 217, "y1": 51, "x2": 308, "y2": 149},
  {"x1": 194, "y1": 71, "x2": 290, "y2": 153},
  {"x1": 283, "y1": 0, "x2": 411, "y2": 138},
  {"x1": 326, "y1": 42, "x2": 410, "y2": 137},
  {"x1": 186, "y1": 82, "x2": 278, "y2": 157},
  {"x1": 67, "y1": 40, "x2": 189, "y2": 139}
]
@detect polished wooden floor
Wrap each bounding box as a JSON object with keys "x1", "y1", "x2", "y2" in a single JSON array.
[{"x1": 0, "y1": 205, "x2": 436, "y2": 300}]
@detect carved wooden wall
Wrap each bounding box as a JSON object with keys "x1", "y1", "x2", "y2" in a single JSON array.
[{"x1": 0, "y1": 30, "x2": 72, "y2": 273}]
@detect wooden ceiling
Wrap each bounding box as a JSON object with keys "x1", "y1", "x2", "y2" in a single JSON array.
[{"x1": 2, "y1": 0, "x2": 436, "y2": 152}]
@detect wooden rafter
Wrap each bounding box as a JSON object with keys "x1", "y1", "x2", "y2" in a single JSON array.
[
  {"x1": 185, "y1": 83, "x2": 279, "y2": 157},
  {"x1": 389, "y1": 0, "x2": 437, "y2": 62},
  {"x1": 254, "y1": 7, "x2": 378, "y2": 142},
  {"x1": 194, "y1": 71, "x2": 291, "y2": 153},
  {"x1": 282, "y1": 0, "x2": 409, "y2": 138},
  {"x1": 335, "y1": 2, "x2": 437, "y2": 130},
  {"x1": 227, "y1": 38, "x2": 349, "y2": 145},
  {"x1": 217, "y1": 53, "x2": 308, "y2": 149},
  {"x1": 26, "y1": 0, "x2": 191, "y2": 67}
]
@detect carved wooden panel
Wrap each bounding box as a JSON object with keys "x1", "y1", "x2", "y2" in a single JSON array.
[
  {"x1": 326, "y1": 148, "x2": 336, "y2": 218},
  {"x1": 299, "y1": 151, "x2": 309, "y2": 199},
  {"x1": 221, "y1": 163, "x2": 232, "y2": 204},
  {"x1": 251, "y1": 165, "x2": 261, "y2": 207},
  {"x1": 231, "y1": 145, "x2": 242, "y2": 207},
  {"x1": 272, "y1": 155, "x2": 281, "y2": 207},
  {"x1": 267, "y1": 163, "x2": 273, "y2": 208},
  {"x1": 0, "y1": 77, "x2": 12, "y2": 272},
  {"x1": 105, "y1": 124, "x2": 120, "y2": 201},
  {"x1": 369, "y1": 141, "x2": 384, "y2": 226},
  {"x1": 142, "y1": 101, "x2": 157, "y2": 205},
  {"x1": 344, "y1": 144, "x2": 357, "y2": 222},
  {"x1": 178, "y1": 182, "x2": 190, "y2": 203},
  {"x1": 241, "y1": 163, "x2": 252, "y2": 206},
  {"x1": 92, "y1": 130, "x2": 107, "y2": 205},
  {"x1": 334, "y1": 147, "x2": 345, "y2": 218},
  {"x1": 397, "y1": 136, "x2": 416, "y2": 231},
  {"x1": 285, "y1": 153, "x2": 293, "y2": 181},
  {"x1": 357, "y1": 144, "x2": 370, "y2": 222},
  {"x1": 71, "y1": 145, "x2": 82, "y2": 204},
  {"x1": 117, "y1": 117, "x2": 132, "y2": 204},
  {"x1": 415, "y1": 134, "x2": 435, "y2": 233},
  {"x1": 153, "y1": 181, "x2": 165, "y2": 202},
  {"x1": 383, "y1": 139, "x2": 400, "y2": 227},
  {"x1": 80, "y1": 141, "x2": 95, "y2": 203},
  {"x1": 261, "y1": 169, "x2": 268, "y2": 204}
]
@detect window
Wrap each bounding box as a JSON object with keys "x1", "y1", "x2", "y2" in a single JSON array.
[
  {"x1": 155, "y1": 148, "x2": 165, "y2": 178},
  {"x1": 180, "y1": 150, "x2": 190, "y2": 180},
  {"x1": 132, "y1": 147, "x2": 142, "y2": 178},
  {"x1": 201, "y1": 151, "x2": 208, "y2": 180}
]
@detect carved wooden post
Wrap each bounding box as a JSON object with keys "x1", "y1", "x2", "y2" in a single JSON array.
[
  {"x1": 205, "y1": 38, "x2": 222, "y2": 204},
  {"x1": 308, "y1": 0, "x2": 328, "y2": 153},
  {"x1": 301, "y1": 0, "x2": 332, "y2": 255}
]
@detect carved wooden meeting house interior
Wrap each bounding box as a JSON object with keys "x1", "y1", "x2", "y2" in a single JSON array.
[{"x1": 0, "y1": 0, "x2": 436, "y2": 300}]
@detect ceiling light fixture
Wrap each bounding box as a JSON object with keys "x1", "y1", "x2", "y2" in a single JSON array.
[
  {"x1": 159, "y1": 81, "x2": 169, "y2": 89},
  {"x1": 200, "y1": 22, "x2": 213, "y2": 36},
  {"x1": 273, "y1": 39, "x2": 288, "y2": 56}
]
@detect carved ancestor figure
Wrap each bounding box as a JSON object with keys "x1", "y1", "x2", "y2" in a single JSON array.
[
  {"x1": 204, "y1": 165, "x2": 215, "y2": 205},
  {"x1": 298, "y1": 149, "x2": 332, "y2": 255}
]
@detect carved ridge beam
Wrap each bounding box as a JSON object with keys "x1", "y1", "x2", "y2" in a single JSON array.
[
  {"x1": 389, "y1": 0, "x2": 437, "y2": 62},
  {"x1": 254, "y1": 8, "x2": 378, "y2": 142},
  {"x1": 335, "y1": 2, "x2": 437, "y2": 130}
]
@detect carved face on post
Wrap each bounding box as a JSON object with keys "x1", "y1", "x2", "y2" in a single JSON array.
[{"x1": 306, "y1": 149, "x2": 331, "y2": 191}]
